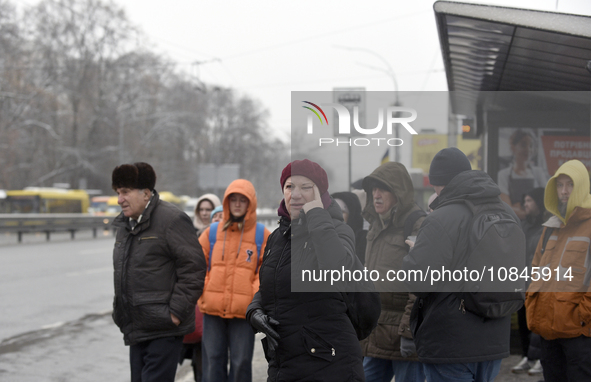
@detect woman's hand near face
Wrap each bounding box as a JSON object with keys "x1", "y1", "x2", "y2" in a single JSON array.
[{"x1": 303, "y1": 184, "x2": 323, "y2": 213}]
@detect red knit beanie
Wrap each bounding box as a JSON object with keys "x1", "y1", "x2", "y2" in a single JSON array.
[{"x1": 280, "y1": 159, "x2": 331, "y2": 209}]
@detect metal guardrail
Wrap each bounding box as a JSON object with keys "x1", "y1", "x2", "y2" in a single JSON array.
[
  {"x1": 0, "y1": 214, "x2": 115, "y2": 243},
  {"x1": 0, "y1": 212, "x2": 281, "y2": 244},
  {"x1": 257, "y1": 212, "x2": 280, "y2": 231}
]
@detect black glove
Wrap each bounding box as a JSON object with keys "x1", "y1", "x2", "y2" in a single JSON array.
[
  {"x1": 249, "y1": 309, "x2": 280, "y2": 352},
  {"x1": 400, "y1": 336, "x2": 416, "y2": 358}
]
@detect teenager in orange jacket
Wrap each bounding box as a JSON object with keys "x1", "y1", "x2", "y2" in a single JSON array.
[{"x1": 198, "y1": 179, "x2": 270, "y2": 382}]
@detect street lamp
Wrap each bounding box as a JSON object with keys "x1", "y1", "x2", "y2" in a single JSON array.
[{"x1": 334, "y1": 45, "x2": 402, "y2": 162}]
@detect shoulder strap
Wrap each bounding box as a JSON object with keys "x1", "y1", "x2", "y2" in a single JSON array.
[
  {"x1": 449, "y1": 199, "x2": 479, "y2": 271},
  {"x1": 403, "y1": 207, "x2": 427, "y2": 240},
  {"x1": 255, "y1": 222, "x2": 265, "y2": 272},
  {"x1": 207, "y1": 222, "x2": 219, "y2": 272},
  {"x1": 540, "y1": 227, "x2": 554, "y2": 255}
]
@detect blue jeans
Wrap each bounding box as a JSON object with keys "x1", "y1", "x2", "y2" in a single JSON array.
[
  {"x1": 422, "y1": 360, "x2": 501, "y2": 382},
  {"x1": 201, "y1": 313, "x2": 255, "y2": 382},
  {"x1": 363, "y1": 356, "x2": 425, "y2": 382}
]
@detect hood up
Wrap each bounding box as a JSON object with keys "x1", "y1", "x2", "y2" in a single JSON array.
[
  {"x1": 545, "y1": 160, "x2": 591, "y2": 224},
  {"x1": 222, "y1": 179, "x2": 258, "y2": 231}
]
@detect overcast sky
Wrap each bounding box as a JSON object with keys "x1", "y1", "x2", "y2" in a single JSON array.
[
  {"x1": 15, "y1": 0, "x2": 591, "y2": 143},
  {"x1": 115, "y1": 0, "x2": 591, "y2": 142}
]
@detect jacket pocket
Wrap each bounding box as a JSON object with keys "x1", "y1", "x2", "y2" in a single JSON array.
[
  {"x1": 553, "y1": 292, "x2": 585, "y2": 336},
  {"x1": 560, "y1": 240, "x2": 589, "y2": 272},
  {"x1": 131, "y1": 291, "x2": 176, "y2": 332},
  {"x1": 301, "y1": 326, "x2": 336, "y2": 362}
]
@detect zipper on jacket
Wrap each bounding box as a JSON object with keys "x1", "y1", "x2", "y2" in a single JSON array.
[
  {"x1": 138, "y1": 236, "x2": 158, "y2": 242},
  {"x1": 273, "y1": 239, "x2": 290, "y2": 320},
  {"x1": 272, "y1": 225, "x2": 290, "y2": 370},
  {"x1": 120, "y1": 233, "x2": 134, "y2": 323},
  {"x1": 459, "y1": 299, "x2": 466, "y2": 314},
  {"x1": 331, "y1": 348, "x2": 336, "y2": 356}
]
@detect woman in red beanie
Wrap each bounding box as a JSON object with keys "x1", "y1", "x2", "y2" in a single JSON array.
[{"x1": 246, "y1": 159, "x2": 366, "y2": 382}]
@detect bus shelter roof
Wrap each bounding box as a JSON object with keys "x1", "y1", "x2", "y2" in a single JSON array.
[{"x1": 434, "y1": 1, "x2": 591, "y2": 114}]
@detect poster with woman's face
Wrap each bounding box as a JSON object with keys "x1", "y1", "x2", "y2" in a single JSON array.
[
  {"x1": 498, "y1": 127, "x2": 590, "y2": 205},
  {"x1": 498, "y1": 128, "x2": 544, "y2": 171},
  {"x1": 498, "y1": 128, "x2": 550, "y2": 205}
]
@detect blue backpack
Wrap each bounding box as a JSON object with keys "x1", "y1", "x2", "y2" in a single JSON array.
[{"x1": 207, "y1": 222, "x2": 265, "y2": 272}]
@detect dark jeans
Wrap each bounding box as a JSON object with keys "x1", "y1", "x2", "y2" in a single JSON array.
[
  {"x1": 540, "y1": 335, "x2": 591, "y2": 382},
  {"x1": 201, "y1": 313, "x2": 255, "y2": 382},
  {"x1": 363, "y1": 356, "x2": 425, "y2": 382},
  {"x1": 130, "y1": 336, "x2": 184, "y2": 382},
  {"x1": 422, "y1": 360, "x2": 501, "y2": 382}
]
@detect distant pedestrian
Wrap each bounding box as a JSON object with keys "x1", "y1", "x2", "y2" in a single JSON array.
[
  {"x1": 182, "y1": 195, "x2": 221, "y2": 382},
  {"x1": 111, "y1": 162, "x2": 206, "y2": 382},
  {"x1": 332, "y1": 191, "x2": 368, "y2": 264},
  {"x1": 525, "y1": 160, "x2": 591, "y2": 382},
  {"x1": 511, "y1": 188, "x2": 545, "y2": 376},
  {"x1": 210, "y1": 205, "x2": 223, "y2": 223},
  {"x1": 198, "y1": 179, "x2": 270, "y2": 382},
  {"x1": 193, "y1": 194, "x2": 222, "y2": 234}
]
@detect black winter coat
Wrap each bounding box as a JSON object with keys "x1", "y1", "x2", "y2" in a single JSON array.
[
  {"x1": 112, "y1": 190, "x2": 206, "y2": 346},
  {"x1": 402, "y1": 171, "x2": 518, "y2": 363},
  {"x1": 247, "y1": 200, "x2": 365, "y2": 382}
]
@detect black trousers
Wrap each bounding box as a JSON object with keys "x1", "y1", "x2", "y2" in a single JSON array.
[
  {"x1": 130, "y1": 336, "x2": 184, "y2": 382},
  {"x1": 517, "y1": 306, "x2": 530, "y2": 357},
  {"x1": 540, "y1": 335, "x2": 591, "y2": 382}
]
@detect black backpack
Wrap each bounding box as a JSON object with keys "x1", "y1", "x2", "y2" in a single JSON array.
[
  {"x1": 451, "y1": 198, "x2": 526, "y2": 319},
  {"x1": 342, "y1": 287, "x2": 381, "y2": 340},
  {"x1": 342, "y1": 239, "x2": 381, "y2": 340}
]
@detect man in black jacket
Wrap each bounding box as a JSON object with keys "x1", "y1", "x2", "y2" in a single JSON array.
[
  {"x1": 402, "y1": 148, "x2": 519, "y2": 382},
  {"x1": 111, "y1": 162, "x2": 206, "y2": 382}
]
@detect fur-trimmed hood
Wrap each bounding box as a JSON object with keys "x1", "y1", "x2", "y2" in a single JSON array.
[{"x1": 193, "y1": 193, "x2": 222, "y2": 230}]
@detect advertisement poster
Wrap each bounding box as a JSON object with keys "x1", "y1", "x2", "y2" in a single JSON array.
[{"x1": 498, "y1": 127, "x2": 590, "y2": 206}]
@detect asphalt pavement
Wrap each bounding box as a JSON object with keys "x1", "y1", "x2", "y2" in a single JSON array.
[
  {"x1": 0, "y1": 310, "x2": 544, "y2": 382},
  {"x1": 0, "y1": 233, "x2": 544, "y2": 382}
]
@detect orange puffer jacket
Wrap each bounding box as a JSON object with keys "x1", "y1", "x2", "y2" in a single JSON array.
[{"x1": 197, "y1": 179, "x2": 270, "y2": 319}]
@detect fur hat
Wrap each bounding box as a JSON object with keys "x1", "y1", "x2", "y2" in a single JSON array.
[
  {"x1": 111, "y1": 162, "x2": 156, "y2": 191},
  {"x1": 429, "y1": 147, "x2": 472, "y2": 186}
]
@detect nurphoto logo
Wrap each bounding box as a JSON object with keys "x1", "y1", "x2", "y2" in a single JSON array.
[{"x1": 302, "y1": 101, "x2": 418, "y2": 147}]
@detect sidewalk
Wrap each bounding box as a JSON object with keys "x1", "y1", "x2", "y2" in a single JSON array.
[{"x1": 496, "y1": 355, "x2": 544, "y2": 382}]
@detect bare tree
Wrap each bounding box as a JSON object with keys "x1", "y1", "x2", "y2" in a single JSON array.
[{"x1": 0, "y1": 0, "x2": 288, "y2": 209}]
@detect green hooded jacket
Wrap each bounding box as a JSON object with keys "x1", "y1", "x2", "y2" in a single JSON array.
[{"x1": 360, "y1": 162, "x2": 425, "y2": 360}]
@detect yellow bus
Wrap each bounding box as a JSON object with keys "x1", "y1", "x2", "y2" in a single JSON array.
[
  {"x1": 159, "y1": 191, "x2": 184, "y2": 210},
  {"x1": 90, "y1": 196, "x2": 120, "y2": 216},
  {"x1": 89, "y1": 191, "x2": 183, "y2": 216},
  {"x1": 3, "y1": 188, "x2": 90, "y2": 213}
]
